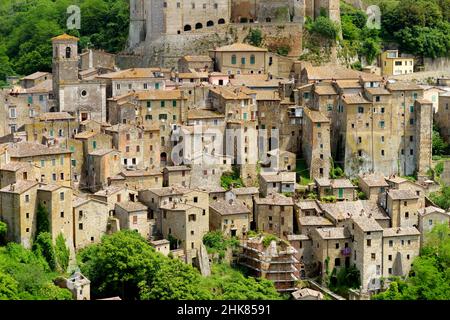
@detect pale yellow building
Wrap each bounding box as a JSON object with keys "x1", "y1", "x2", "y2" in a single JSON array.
[{"x1": 381, "y1": 50, "x2": 414, "y2": 76}]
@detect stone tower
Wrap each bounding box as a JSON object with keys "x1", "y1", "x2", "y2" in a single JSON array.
[
  {"x1": 129, "y1": 0, "x2": 146, "y2": 49},
  {"x1": 51, "y1": 34, "x2": 79, "y2": 106}
]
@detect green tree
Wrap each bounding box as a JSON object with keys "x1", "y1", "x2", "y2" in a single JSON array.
[
  {"x1": 139, "y1": 258, "x2": 212, "y2": 300},
  {"x1": 55, "y1": 233, "x2": 70, "y2": 273},
  {"x1": 429, "y1": 185, "x2": 450, "y2": 210},
  {"x1": 359, "y1": 38, "x2": 382, "y2": 65},
  {"x1": 0, "y1": 272, "x2": 19, "y2": 300},
  {"x1": 307, "y1": 16, "x2": 340, "y2": 40},
  {"x1": 36, "y1": 202, "x2": 50, "y2": 236},
  {"x1": 432, "y1": 129, "x2": 449, "y2": 155},
  {"x1": 247, "y1": 28, "x2": 263, "y2": 47},
  {"x1": 0, "y1": 221, "x2": 7, "y2": 245},
  {"x1": 78, "y1": 230, "x2": 164, "y2": 299},
  {"x1": 32, "y1": 232, "x2": 56, "y2": 271}
]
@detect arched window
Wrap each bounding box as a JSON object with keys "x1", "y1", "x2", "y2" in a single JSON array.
[
  {"x1": 184, "y1": 25, "x2": 192, "y2": 31},
  {"x1": 65, "y1": 47, "x2": 71, "y2": 59},
  {"x1": 241, "y1": 57, "x2": 246, "y2": 65},
  {"x1": 207, "y1": 20, "x2": 214, "y2": 27},
  {"x1": 218, "y1": 18, "x2": 225, "y2": 25},
  {"x1": 250, "y1": 54, "x2": 255, "y2": 65},
  {"x1": 231, "y1": 55, "x2": 237, "y2": 65},
  {"x1": 195, "y1": 23, "x2": 203, "y2": 29}
]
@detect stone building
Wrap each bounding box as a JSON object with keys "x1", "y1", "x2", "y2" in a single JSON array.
[
  {"x1": 178, "y1": 55, "x2": 213, "y2": 73},
  {"x1": 86, "y1": 149, "x2": 122, "y2": 193},
  {"x1": 115, "y1": 201, "x2": 153, "y2": 239},
  {"x1": 380, "y1": 50, "x2": 414, "y2": 76},
  {"x1": 418, "y1": 206, "x2": 450, "y2": 246},
  {"x1": 0, "y1": 162, "x2": 39, "y2": 189},
  {"x1": 0, "y1": 181, "x2": 40, "y2": 248},
  {"x1": 435, "y1": 92, "x2": 450, "y2": 142},
  {"x1": 160, "y1": 202, "x2": 209, "y2": 264},
  {"x1": 163, "y1": 166, "x2": 191, "y2": 187},
  {"x1": 209, "y1": 199, "x2": 250, "y2": 238},
  {"x1": 358, "y1": 173, "x2": 389, "y2": 202},
  {"x1": 301, "y1": 107, "x2": 331, "y2": 179},
  {"x1": 126, "y1": 0, "x2": 339, "y2": 67},
  {"x1": 138, "y1": 186, "x2": 209, "y2": 237},
  {"x1": 51, "y1": 34, "x2": 107, "y2": 123},
  {"x1": 109, "y1": 168, "x2": 163, "y2": 191},
  {"x1": 97, "y1": 68, "x2": 167, "y2": 97},
  {"x1": 314, "y1": 178, "x2": 356, "y2": 201},
  {"x1": 91, "y1": 185, "x2": 138, "y2": 212},
  {"x1": 37, "y1": 184, "x2": 74, "y2": 246},
  {"x1": 150, "y1": 239, "x2": 171, "y2": 256},
  {"x1": 72, "y1": 197, "x2": 109, "y2": 250},
  {"x1": 258, "y1": 171, "x2": 296, "y2": 197},
  {"x1": 254, "y1": 193, "x2": 294, "y2": 239},
  {"x1": 384, "y1": 189, "x2": 419, "y2": 229},
  {"x1": 6, "y1": 142, "x2": 72, "y2": 187},
  {"x1": 382, "y1": 227, "x2": 420, "y2": 278}
]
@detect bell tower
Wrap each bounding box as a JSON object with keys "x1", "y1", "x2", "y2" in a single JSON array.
[{"x1": 52, "y1": 34, "x2": 79, "y2": 106}]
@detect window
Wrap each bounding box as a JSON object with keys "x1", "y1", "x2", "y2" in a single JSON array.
[
  {"x1": 59, "y1": 192, "x2": 65, "y2": 201},
  {"x1": 9, "y1": 108, "x2": 16, "y2": 118},
  {"x1": 375, "y1": 96, "x2": 380, "y2": 102},
  {"x1": 231, "y1": 55, "x2": 237, "y2": 65},
  {"x1": 60, "y1": 212, "x2": 64, "y2": 218},
  {"x1": 52, "y1": 173, "x2": 57, "y2": 181},
  {"x1": 60, "y1": 173, "x2": 64, "y2": 180},
  {"x1": 92, "y1": 141, "x2": 97, "y2": 150},
  {"x1": 335, "y1": 243, "x2": 339, "y2": 249},
  {"x1": 25, "y1": 195, "x2": 30, "y2": 203},
  {"x1": 26, "y1": 213, "x2": 30, "y2": 219},
  {"x1": 429, "y1": 219, "x2": 433, "y2": 226},
  {"x1": 79, "y1": 223, "x2": 83, "y2": 230},
  {"x1": 358, "y1": 106, "x2": 364, "y2": 113},
  {"x1": 241, "y1": 57, "x2": 246, "y2": 65},
  {"x1": 367, "y1": 239, "x2": 371, "y2": 247},
  {"x1": 379, "y1": 121, "x2": 385, "y2": 128},
  {"x1": 388, "y1": 268, "x2": 392, "y2": 274},
  {"x1": 389, "y1": 240, "x2": 393, "y2": 247},
  {"x1": 388, "y1": 254, "x2": 392, "y2": 261},
  {"x1": 371, "y1": 253, "x2": 376, "y2": 260},
  {"x1": 188, "y1": 214, "x2": 196, "y2": 222},
  {"x1": 133, "y1": 216, "x2": 138, "y2": 224},
  {"x1": 405, "y1": 212, "x2": 409, "y2": 219},
  {"x1": 410, "y1": 106, "x2": 414, "y2": 113},
  {"x1": 250, "y1": 55, "x2": 255, "y2": 65},
  {"x1": 335, "y1": 258, "x2": 341, "y2": 267},
  {"x1": 407, "y1": 254, "x2": 410, "y2": 260},
  {"x1": 193, "y1": 197, "x2": 198, "y2": 203}
]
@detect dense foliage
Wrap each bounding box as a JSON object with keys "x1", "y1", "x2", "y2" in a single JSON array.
[
  {"x1": 379, "y1": 0, "x2": 450, "y2": 58},
  {"x1": 55, "y1": 233, "x2": 70, "y2": 273},
  {"x1": 0, "y1": 0, "x2": 129, "y2": 81},
  {"x1": 78, "y1": 231, "x2": 281, "y2": 300},
  {"x1": 0, "y1": 243, "x2": 72, "y2": 300},
  {"x1": 373, "y1": 223, "x2": 450, "y2": 300},
  {"x1": 220, "y1": 167, "x2": 244, "y2": 189},
  {"x1": 203, "y1": 231, "x2": 239, "y2": 260},
  {"x1": 340, "y1": 1, "x2": 382, "y2": 66},
  {"x1": 429, "y1": 185, "x2": 450, "y2": 210}
]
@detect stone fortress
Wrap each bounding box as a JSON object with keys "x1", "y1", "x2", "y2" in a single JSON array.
[{"x1": 122, "y1": 0, "x2": 340, "y2": 68}]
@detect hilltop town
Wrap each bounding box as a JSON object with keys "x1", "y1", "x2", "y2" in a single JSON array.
[{"x1": 0, "y1": 0, "x2": 450, "y2": 301}]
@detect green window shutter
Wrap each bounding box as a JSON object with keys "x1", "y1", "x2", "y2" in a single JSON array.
[
  {"x1": 155, "y1": 83, "x2": 160, "y2": 90},
  {"x1": 250, "y1": 55, "x2": 255, "y2": 65},
  {"x1": 173, "y1": 100, "x2": 177, "y2": 107},
  {"x1": 231, "y1": 55, "x2": 236, "y2": 65},
  {"x1": 93, "y1": 141, "x2": 97, "y2": 149}
]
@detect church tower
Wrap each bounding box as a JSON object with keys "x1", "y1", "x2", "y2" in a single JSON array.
[{"x1": 51, "y1": 34, "x2": 79, "y2": 106}]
